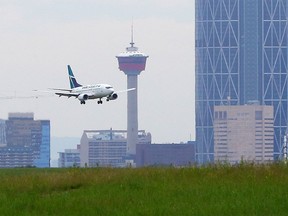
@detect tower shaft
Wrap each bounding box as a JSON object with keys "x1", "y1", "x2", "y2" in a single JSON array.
[{"x1": 127, "y1": 75, "x2": 138, "y2": 155}]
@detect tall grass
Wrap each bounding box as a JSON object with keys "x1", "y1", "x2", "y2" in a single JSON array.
[{"x1": 0, "y1": 163, "x2": 287, "y2": 215}]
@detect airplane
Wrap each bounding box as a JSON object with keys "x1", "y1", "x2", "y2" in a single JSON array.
[{"x1": 52, "y1": 65, "x2": 133, "y2": 104}]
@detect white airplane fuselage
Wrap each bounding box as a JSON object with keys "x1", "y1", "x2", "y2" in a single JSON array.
[{"x1": 72, "y1": 84, "x2": 114, "y2": 99}]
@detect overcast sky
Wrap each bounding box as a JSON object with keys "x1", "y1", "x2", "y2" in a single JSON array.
[{"x1": 0, "y1": 1, "x2": 195, "y2": 149}]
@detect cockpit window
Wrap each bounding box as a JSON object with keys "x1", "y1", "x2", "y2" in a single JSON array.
[{"x1": 106, "y1": 86, "x2": 113, "y2": 89}]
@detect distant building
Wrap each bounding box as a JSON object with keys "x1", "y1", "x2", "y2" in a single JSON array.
[
  {"x1": 0, "y1": 113, "x2": 50, "y2": 168},
  {"x1": 214, "y1": 105, "x2": 274, "y2": 164},
  {"x1": 80, "y1": 129, "x2": 151, "y2": 167},
  {"x1": 58, "y1": 145, "x2": 80, "y2": 168},
  {"x1": 136, "y1": 141, "x2": 196, "y2": 167},
  {"x1": 0, "y1": 146, "x2": 34, "y2": 167},
  {"x1": 0, "y1": 120, "x2": 6, "y2": 145}
]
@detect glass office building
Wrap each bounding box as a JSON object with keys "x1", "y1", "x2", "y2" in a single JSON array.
[
  {"x1": 1, "y1": 113, "x2": 50, "y2": 167},
  {"x1": 196, "y1": 0, "x2": 288, "y2": 163},
  {"x1": 34, "y1": 121, "x2": 50, "y2": 167}
]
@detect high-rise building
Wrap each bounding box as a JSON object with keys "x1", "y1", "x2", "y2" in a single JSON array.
[
  {"x1": 195, "y1": 0, "x2": 288, "y2": 163},
  {"x1": 214, "y1": 105, "x2": 274, "y2": 164},
  {"x1": 116, "y1": 27, "x2": 148, "y2": 158},
  {"x1": 0, "y1": 113, "x2": 50, "y2": 167}
]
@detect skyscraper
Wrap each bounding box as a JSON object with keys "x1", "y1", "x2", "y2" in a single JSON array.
[
  {"x1": 195, "y1": 0, "x2": 288, "y2": 163},
  {"x1": 116, "y1": 27, "x2": 148, "y2": 157},
  {"x1": 1, "y1": 113, "x2": 50, "y2": 167}
]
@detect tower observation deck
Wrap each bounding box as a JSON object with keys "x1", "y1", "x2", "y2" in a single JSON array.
[{"x1": 116, "y1": 29, "x2": 148, "y2": 156}]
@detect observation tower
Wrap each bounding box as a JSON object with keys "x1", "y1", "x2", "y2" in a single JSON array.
[{"x1": 116, "y1": 28, "x2": 148, "y2": 156}]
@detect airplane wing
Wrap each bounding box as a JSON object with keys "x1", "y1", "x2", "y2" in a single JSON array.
[
  {"x1": 114, "y1": 88, "x2": 136, "y2": 94},
  {"x1": 49, "y1": 88, "x2": 72, "y2": 92},
  {"x1": 55, "y1": 92, "x2": 80, "y2": 98},
  {"x1": 34, "y1": 89, "x2": 78, "y2": 98}
]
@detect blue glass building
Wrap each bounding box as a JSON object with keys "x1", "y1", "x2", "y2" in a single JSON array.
[
  {"x1": 195, "y1": 0, "x2": 288, "y2": 163},
  {"x1": 34, "y1": 120, "x2": 50, "y2": 168}
]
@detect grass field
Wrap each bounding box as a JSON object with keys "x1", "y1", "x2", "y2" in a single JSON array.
[{"x1": 0, "y1": 163, "x2": 288, "y2": 215}]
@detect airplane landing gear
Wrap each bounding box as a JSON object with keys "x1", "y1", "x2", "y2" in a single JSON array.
[
  {"x1": 97, "y1": 99, "x2": 103, "y2": 104},
  {"x1": 80, "y1": 101, "x2": 86, "y2": 104}
]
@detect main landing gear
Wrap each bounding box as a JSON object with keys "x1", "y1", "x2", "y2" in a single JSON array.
[{"x1": 80, "y1": 99, "x2": 103, "y2": 104}]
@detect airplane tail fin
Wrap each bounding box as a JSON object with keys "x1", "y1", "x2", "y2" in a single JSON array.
[{"x1": 68, "y1": 65, "x2": 82, "y2": 89}]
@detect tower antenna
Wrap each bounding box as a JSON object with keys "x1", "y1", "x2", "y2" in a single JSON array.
[{"x1": 130, "y1": 19, "x2": 134, "y2": 47}]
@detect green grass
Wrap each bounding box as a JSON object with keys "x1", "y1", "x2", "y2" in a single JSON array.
[{"x1": 0, "y1": 163, "x2": 288, "y2": 215}]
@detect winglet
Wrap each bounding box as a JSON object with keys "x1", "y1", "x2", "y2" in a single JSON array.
[{"x1": 68, "y1": 65, "x2": 82, "y2": 89}]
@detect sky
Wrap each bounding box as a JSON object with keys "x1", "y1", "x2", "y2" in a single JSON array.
[{"x1": 0, "y1": 0, "x2": 195, "y2": 157}]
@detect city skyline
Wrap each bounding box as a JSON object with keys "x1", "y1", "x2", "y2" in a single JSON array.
[{"x1": 0, "y1": 0, "x2": 195, "y2": 156}]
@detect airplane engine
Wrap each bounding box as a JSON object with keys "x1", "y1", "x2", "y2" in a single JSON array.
[
  {"x1": 78, "y1": 94, "x2": 89, "y2": 101},
  {"x1": 107, "y1": 93, "x2": 118, "y2": 101}
]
